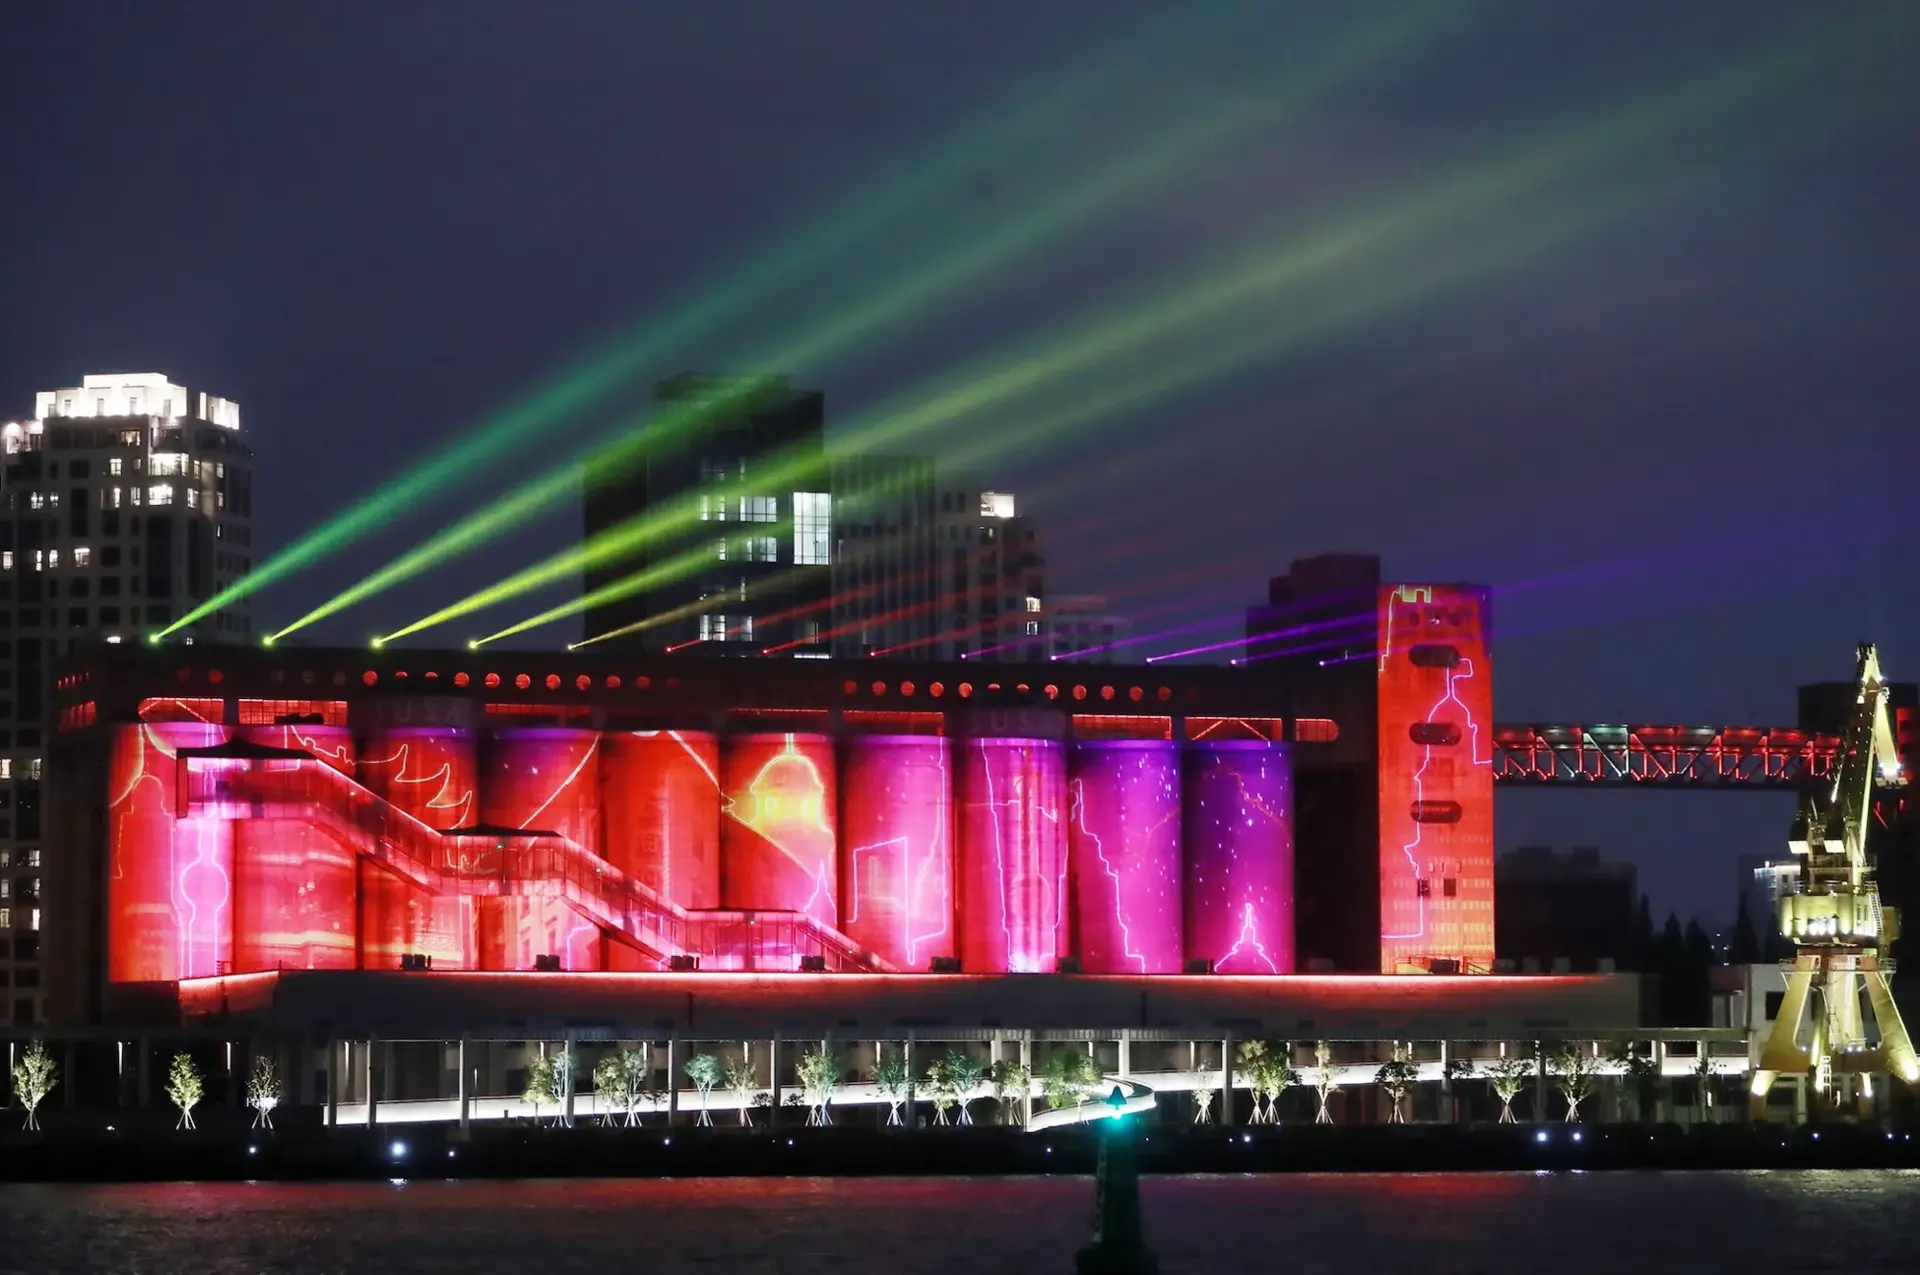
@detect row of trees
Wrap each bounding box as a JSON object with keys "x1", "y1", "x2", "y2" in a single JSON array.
[
  {"x1": 518, "y1": 1044, "x2": 1098, "y2": 1128},
  {"x1": 9, "y1": 1043, "x2": 282, "y2": 1133},
  {"x1": 1223, "y1": 1040, "x2": 1705, "y2": 1124}
]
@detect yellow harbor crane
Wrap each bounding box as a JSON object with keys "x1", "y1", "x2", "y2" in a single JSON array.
[{"x1": 1750, "y1": 643, "x2": 1917, "y2": 1115}]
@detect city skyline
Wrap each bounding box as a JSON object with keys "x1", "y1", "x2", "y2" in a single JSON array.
[{"x1": 3, "y1": 0, "x2": 1916, "y2": 927}]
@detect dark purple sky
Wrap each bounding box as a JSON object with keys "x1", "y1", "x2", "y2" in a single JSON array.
[{"x1": 4, "y1": 1, "x2": 1915, "y2": 923}]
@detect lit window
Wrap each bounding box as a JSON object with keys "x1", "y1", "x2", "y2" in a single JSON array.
[
  {"x1": 28, "y1": 760, "x2": 42, "y2": 781},
  {"x1": 1025, "y1": 621, "x2": 1040, "y2": 636},
  {"x1": 28, "y1": 492, "x2": 44, "y2": 510},
  {"x1": 148, "y1": 484, "x2": 174, "y2": 506},
  {"x1": 0, "y1": 908, "x2": 9, "y2": 930},
  {"x1": 741, "y1": 495, "x2": 778, "y2": 523},
  {"x1": 109, "y1": 457, "x2": 123, "y2": 476},
  {"x1": 793, "y1": 491, "x2": 831, "y2": 564},
  {"x1": 1026, "y1": 596, "x2": 1042, "y2": 613},
  {"x1": 73, "y1": 546, "x2": 91, "y2": 568},
  {"x1": 713, "y1": 538, "x2": 729, "y2": 561},
  {"x1": 47, "y1": 549, "x2": 58, "y2": 569},
  {"x1": 699, "y1": 493, "x2": 729, "y2": 522},
  {"x1": 30, "y1": 908, "x2": 39, "y2": 931},
  {"x1": 0, "y1": 551, "x2": 10, "y2": 570},
  {"x1": 186, "y1": 487, "x2": 199, "y2": 509},
  {"x1": 149, "y1": 452, "x2": 186, "y2": 477},
  {"x1": 0, "y1": 759, "x2": 10, "y2": 779}
]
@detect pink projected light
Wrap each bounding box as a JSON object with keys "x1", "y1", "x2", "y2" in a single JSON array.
[
  {"x1": 1182, "y1": 741, "x2": 1293, "y2": 974},
  {"x1": 843, "y1": 736, "x2": 953, "y2": 971},
  {"x1": 960, "y1": 738, "x2": 1067, "y2": 974},
  {"x1": 1069, "y1": 741, "x2": 1182, "y2": 973}
]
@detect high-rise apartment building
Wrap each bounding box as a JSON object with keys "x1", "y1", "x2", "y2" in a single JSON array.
[
  {"x1": 830, "y1": 481, "x2": 1046, "y2": 661},
  {"x1": 582, "y1": 375, "x2": 831, "y2": 655},
  {"x1": 1045, "y1": 594, "x2": 1131, "y2": 663},
  {"x1": 2, "y1": 372, "x2": 255, "y2": 1023}
]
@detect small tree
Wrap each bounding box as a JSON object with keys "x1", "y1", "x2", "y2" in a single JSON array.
[
  {"x1": 873, "y1": 1048, "x2": 910, "y2": 1127},
  {"x1": 1235, "y1": 1040, "x2": 1270, "y2": 1124},
  {"x1": 1550, "y1": 1043, "x2": 1598, "y2": 1122},
  {"x1": 985, "y1": 1058, "x2": 1028, "y2": 1127},
  {"x1": 1041, "y1": 1048, "x2": 1100, "y2": 1111},
  {"x1": 1310, "y1": 1041, "x2": 1340, "y2": 1125},
  {"x1": 12, "y1": 1042, "x2": 57, "y2": 1132},
  {"x1": 924, "y1": 1055, "x2": 958, "y2": 1126},
  {"x1": 1191, "y1": 1085, "x2": 1216, "y2": 1125},
  {"x1": 1375, "y1": 1043, "x2": 1420, "y2": 1124},
  {"x1": 1487, "y1": 1051, "x2": 1531, "y2": 1123},
  {"x1": 246, "y1": 1055, "x2": 281, "y2": 1130},
  {"x1": 593, "y1": 1047, "x2": 648, "y2": 1127},
  {"x1": 942, "y1": 1050, "x2": 983, "y2": 1127},
  {"x1": 797, "y1": 1045, "x2": 839, "y2": 1126},
  {"x1": 1259, "y1": 1048, "x2": 1300, "y2": 1126},
  {"x1": 167, "y1": 1052, "x2": 204, "y2": 1131},
  {"x1": 684, "y1": 1053, "x2": 723, "y2": 1127},
  {"x1": 522, "y1": 1053, "x2": 561, "y2": 1125},
  {"x1": 725, "y1": 1049, "x2": 760, "y2": 1127},
  {"x1": 1611, "y1": 1042, "x2": 1660, "y2": 1124}
]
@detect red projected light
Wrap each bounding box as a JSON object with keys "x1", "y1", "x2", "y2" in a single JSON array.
[
  {"x1": 603, "y1": 731, "x2": 722, "y2": 910},
  {"x1": 1376, "y1": 584, "x2": 1495, "y2": 974}
]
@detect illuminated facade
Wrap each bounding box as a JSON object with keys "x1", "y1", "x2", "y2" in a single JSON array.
[
  {"x1": 1376, "y1": 584, "x2": 1495, "y2": 975},
  {"x1": 42, "y1": 646, "x2": 1342, "y2": 1021},
  {"x1": 4, "y1": 374, "x2": 256, "y2": 1024}
]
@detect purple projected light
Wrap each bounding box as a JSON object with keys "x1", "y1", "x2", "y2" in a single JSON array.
[
  {"x1": 1150, "y1": 611, "x2": 1374, "y2": 664},
  {"x1": 1070, "y1": 741, "x2": 1182, "y2": 973},
  {"x1": 959, "y1": 737, "x2": 1067, "y2": 974},
  {"x1": 842, "y1": 735, "x2": 954, "y2": 971},
  {"x1": 1182, "y1": 740, "x2": 1294, "y2": 974}
]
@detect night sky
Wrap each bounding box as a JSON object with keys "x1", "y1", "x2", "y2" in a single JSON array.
[{"x1": 4, "y1": 1, "x2": 1916, "y2": 925}]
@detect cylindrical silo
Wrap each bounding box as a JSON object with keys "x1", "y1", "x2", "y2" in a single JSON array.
[
  {"x1": 1069, "y1": 740, "x2": 1182, "y2": 973},
  {"x1": 840, "y1": 735, "x2": 954, "y2": 970},
  {"x1": 107, "y1": 721, "x2": 233, "y2": 982},
  {"x1": 958, "y1": 737, "x2": 1067, "y2": 974},
  {"x1": 232, "y1": 724, "x2": 357, "y2": 972},
  {"x1": 360, "y1": 726, "x2": 479, "y2": 832},
  {"x1": 720, "y1": 732, "x2": 839, "y2": 928},
  {"x1": 475, "y1": 728, "x2": 604, "y2": 971},
  {"x1": 1182, "y1": 740, "x2": 1294, "y2": 974},
  {"x1": 602, "y1": 730, "x2": 722, "y2": 911}
]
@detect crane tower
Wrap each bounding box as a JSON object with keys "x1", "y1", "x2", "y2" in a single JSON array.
[{"x1": 1750, "y1": 643, "x2": 1918, "y2": 1115}]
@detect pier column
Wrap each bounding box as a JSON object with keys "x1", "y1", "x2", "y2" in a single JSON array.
[
  {"x1": 563, "y1": 1041, "x2": 576, "y2": 1128},
  {"x1": 1220, "y1": 1035, "x2": 1234, "y2": 1126},
  {"x1": 665, "y1": 1037, "x2": 680, "y2": 1125},
  {"x1": 1440, "y1": 1040, "x2": 1453, "y2": 1122},
  {"x1": 458, "y1": 1038, "x2": 471, "y2": 1136},
  {"x1": 365, "y1": 1038, "x2": 379, "y2": 1127},
  {"x1": 138, "y1": 1036, "x2": 152, "y2": 1110},
  {"x1": 1118, "y1": 1031, "x2": 1131, "y2": 1080},
  {"x1": 770, "y1": 1031, "x2": 782, "y2": 1127},
  {"x1": 1020, "y1": 1034, "x2": 1033, "y2": 1128},
  {"x1": 903, "y1": 1034, "x2": 915, "y2": 1127},
  {"x1": 1532, "y1": 1043, "x2": 1548, "y2": 1121},
  {"x1": 326, "y1": 1041, "x2": 340, "y2": 1127},
  {"x1": 65, "y1": 1042, "x2": 77, "y2": 1109}
]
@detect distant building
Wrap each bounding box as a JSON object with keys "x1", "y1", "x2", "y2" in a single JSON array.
[
  {"x1": 1046, "y1": 594, "x2": 1131, "y2": 664},
  {"x1": 1495, "y1": 845, "x2": 1638, "y2": 973},
  {"x1": 581, "y1": 374, "x2": 830, "y2": 655},
  {"x1": 3, "y1": 372, "x2": 257, "y2": 1024}
]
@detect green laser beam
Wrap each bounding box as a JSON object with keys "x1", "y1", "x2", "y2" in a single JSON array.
[
  {"x1": 268, "y1": 11, "x2": 1463, "y2": 642},
  {"x1": 394, "y1": 24, "x2": 1840, "y2": 646},
  {"x1": 168, "y1": 11, "x2": 1267, "y2": 642}
]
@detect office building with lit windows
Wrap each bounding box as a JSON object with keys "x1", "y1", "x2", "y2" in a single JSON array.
[
  {"x1": 582, "y1": 375, "x2": 832, "y2": 655},
  {"x1": 2, "y1": 372, "x2": 255, "y2": 1024}
]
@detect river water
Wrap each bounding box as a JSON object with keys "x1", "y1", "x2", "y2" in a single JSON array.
[{"x1": 2, "y1": 1171, "x2": 1916, "y2": 1274}]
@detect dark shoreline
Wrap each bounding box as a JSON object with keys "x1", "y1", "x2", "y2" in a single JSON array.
[{"x1": 2, "y1": 1122, "x2": 1915, "y2": 1183}]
